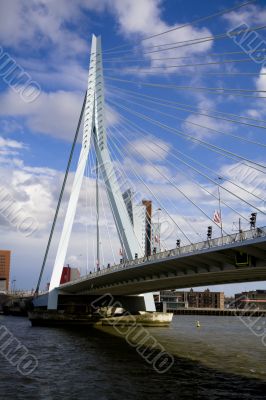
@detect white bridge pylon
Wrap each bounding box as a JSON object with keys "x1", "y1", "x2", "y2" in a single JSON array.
[{"x1": 48, "y1": 35, "x2": 155, "y2": 311}]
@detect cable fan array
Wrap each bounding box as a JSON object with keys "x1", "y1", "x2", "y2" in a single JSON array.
[
  {"x1": 45, "y1": 1, "x2": 266, "y2": 281},
  {"x1": 78, "y1": 0, "x2": 266, "y2": 272}
]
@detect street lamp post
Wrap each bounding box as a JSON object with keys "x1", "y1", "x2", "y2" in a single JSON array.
[{"x1": 12, "y1": 278, "x2": 16, "y2": 293}]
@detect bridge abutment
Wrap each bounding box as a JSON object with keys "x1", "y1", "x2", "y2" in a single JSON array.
[{"x1": 31, "y1": 293, "x2": 171, "y2": 327}]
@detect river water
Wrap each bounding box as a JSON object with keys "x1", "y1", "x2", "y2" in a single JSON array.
[{"x1": 0, "y1": 315, "x2": 266, "y2": 399}]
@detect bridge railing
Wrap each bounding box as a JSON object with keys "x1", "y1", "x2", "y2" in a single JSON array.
[
  {"x1": 123, "y1": 226, "x2": 266, "y2": 267},
  {"x1": 60, "y1": 226, "x2": 266, "y2": 286}
]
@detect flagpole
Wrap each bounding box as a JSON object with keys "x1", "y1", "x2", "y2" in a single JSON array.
[{"x1": 217, "y1": 177, "x2": 223, "y2": 238}]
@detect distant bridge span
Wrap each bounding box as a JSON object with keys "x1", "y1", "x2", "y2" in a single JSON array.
[{"x1": 59, "y1": 227, "x2": 266, "y2": 296}]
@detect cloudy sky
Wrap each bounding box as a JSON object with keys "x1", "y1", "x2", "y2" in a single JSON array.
[{"x1": 0, "y1": 0, "x2": 266, "y2": 294}]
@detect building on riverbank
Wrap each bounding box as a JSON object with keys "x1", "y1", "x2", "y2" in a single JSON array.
[
  {"x1": 0, "y1": 250, "x2": 11, "y2": 291},
  {"x1": 155, "y1": 288, "x2": 224, "y2": 312},
  {"x1": 234, "y1": 290, "x2": 266, "y2": 310},
  {"x1": 185, "y1": 288, "x2": 224, "y2": 309}
]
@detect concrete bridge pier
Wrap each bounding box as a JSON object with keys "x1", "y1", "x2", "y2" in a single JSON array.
[{"x1": 30, "y1": 292, "x2": 172, "y2": 327}]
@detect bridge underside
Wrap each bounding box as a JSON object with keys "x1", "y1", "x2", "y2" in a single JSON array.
[{"x1": 59, "y1": 237, "x2": 266, "y2": 296}]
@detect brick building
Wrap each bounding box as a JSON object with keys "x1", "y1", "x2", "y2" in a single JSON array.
[
  {"x1": 0, "y1": 250, "x2": 11, "y2": 291},
  {"x1": 235, "y1": 290, "x2": 266, "y2": 310},
  {"x1": 157, "y1": 288, "x2": 224, "y2": 311},
  {"x1": 186, "y1": 288, "x2": 224, "y2": 309}
]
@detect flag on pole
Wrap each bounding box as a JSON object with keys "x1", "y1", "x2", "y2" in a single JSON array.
[{"x1": 213, "y1": 210, "x2": 221, "y2": 224}]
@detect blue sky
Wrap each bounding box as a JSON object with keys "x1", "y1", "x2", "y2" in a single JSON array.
[{"x1": 0, "y1": 0, "x2": 266, "y2": 294}]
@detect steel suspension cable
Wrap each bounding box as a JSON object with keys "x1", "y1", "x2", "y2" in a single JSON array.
[
  {"x1": 89, "y1": 146, "x2": 116, "y2": 266},
  {"x1": 104, "y1": 56, "x2": 266, "y2": 73},
  {"x1": 109, "y1": 92, "x2": 266, "y2": 149},
  {"x1": 142, "y1": 24, "x2": 266, "y2": 55},
  {"x1": 117, "y1": 111, "x2": 265, "y2": 203},
  {"x1": 91, "y1": 147, "x2": 106, "y2": 269},
  {"x1": 104, "y1": 1, "x2": 255, "y2": 53},
  {"x1": 109, "y1": 98, "x2": 266, "y2": 173},
  {"x1": 107, "y1": 84, "x2": 266, "y2": 128},
  {"x1": 108, "y1": 127, "x2": 194, "y2": 244},
  {"x1": 87, "y1": 151, "x2": 97, "y2": 271},
  {"x1": 93, "y1": 139, "x2": 147, "y2": 260},
  {"x1": 118, "y1": 110, "x2": 266, "y2": 203},
  {"x1": 106, "y1": 76, "x2": 266, "y2": 99},
  {"x1": 103, "y1": 49, "x2": 266, "y2": 63},
  {"x1": 106, "y1": 70, "x2": 266, "y2": 78},
  {"x1": 116, "y1": 116, "x2": 262, "y2": 220},
  {"x1": 98, "y1": 180, "x2": 116, "y2": 265},
  {"x1": 95, "y1": 151, "x2": 130, "y2": 262},
  {"x1": 120, "y1": 104, "x2": 265, "y2": 182},
  {"x1": 105, "y1": 137, "x2": 155, "y2": 251},
  {"x1": 35, "y1": 92, "x2": 87, "y2": 294},
  {"x1": 193, "y1": 72, "x2": 266, "y2": 76},
  {"x1": 104, "y1": 23, "x2": 266, "y2": 56},
  {"x1": 85, "y1": 161, "x2": 90, "y2": 274},
  {"x1": 111, "y1": 124, "x2": 230, "y2": 235},
  {"x1": 109, "y1": 131, "x2": 205, "y2": 243},
  {"x1": 107, "y1": 138, "x2": 168, "y2": 250}
]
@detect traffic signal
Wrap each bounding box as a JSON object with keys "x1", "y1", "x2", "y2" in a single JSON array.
[
  {"x1": 250, "y1": 212, "x2": 257, "y2": 228},
  {"x1": 207, "y1": 226, "x2": 212, "y2": 239},
  {"x1": 176, "y1": 239, "x2": 181, "y2": 248}
]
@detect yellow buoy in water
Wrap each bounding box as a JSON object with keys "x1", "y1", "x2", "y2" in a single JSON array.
[{"x1": 196, "y1": 320, "x2": 201, "y2": 328}]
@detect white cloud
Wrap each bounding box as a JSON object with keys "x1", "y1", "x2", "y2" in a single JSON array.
[
  {"x1": 181, "y1": 94, "x2": 234, "y2": 139},
  {"x1": 0, "y1": 88, "x2": 120, "y2": 141},
  {"x1": 105, "y1": 102, "x2": 121, "y2": 127},
  {"x1": 108, "y1": 0, "x2": 213, "y2": 72},
  {"x1": 22, "y1": 60, "x2": 89, "y2": 92},
  {"x1": 1, "y1": 0, "x2": 265, "y2": 293},
  {"x1": 122, "y1": 156, "x2": 171, "y2": 184},
  {"x1": 224, "y1": 4, "x2": 266, "y2": 27},
  {"x1": 0, "y1": 0, "x2": 93, "y2": 54},
  {"x1": 255, "y1": 67, "x2": 266, "y2": 91},
  {"x1": 0, "y1": 89, "x2": 82, "y2": 140},
  {"x1": 127, "y1": 136, "x2": 170, "y2": 161},
  {"x1": 0, "y1": 119, "x2": 24, "y2": 135},
  {"x1": 246, "y1": 67, "x2": 266, "y2": 119},
  {"x1": 0, "y1": 135, "x2": 26, "y2": 159},
  {"x1": 183, "y1": 111, "x2": 234, "y2": 139},
  {"x1": 0, "y1": 0, "x2": 217, "y2": 141},
  {"x1": 15, "y1": 0, "x2": 210, "y2": 65},
  {"x1": 0, "y1": 143, "x2": 121, "y2": 288},
  {"x1": 0, "y1": 136, "x2": 25, "y2": 149},
  {"x1": 0, "y1": 0, "x2": 215, "y2": 92},
  {"x1": 1, "y1": 137, "x2": 265, "y2": 290},
  {"x1": 219, "y1": 162, "x2": 266, "y2": 202}
]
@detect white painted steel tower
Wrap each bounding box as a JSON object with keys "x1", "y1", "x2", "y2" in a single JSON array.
[{"x1": 48, "y1": 35, "x2": 155, "y2": 311}]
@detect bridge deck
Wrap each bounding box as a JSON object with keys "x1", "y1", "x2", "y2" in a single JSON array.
[{"x1": 59, "y1": 227, "x2": 266, "y2": 295}]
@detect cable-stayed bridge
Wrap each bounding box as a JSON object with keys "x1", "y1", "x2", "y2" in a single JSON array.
[
  {"x1": 60, "y1": 228, "x2": 266, "y2": 296},
  {"x1": 35, "y1": 2, "x2": 266, "y2": 314}
]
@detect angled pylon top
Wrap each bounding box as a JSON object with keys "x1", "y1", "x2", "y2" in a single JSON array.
[{"x1": 48, "y1": 34, "x2": 143, "y2": 309}]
